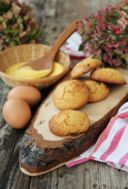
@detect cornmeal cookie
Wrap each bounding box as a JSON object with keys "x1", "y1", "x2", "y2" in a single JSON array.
[
  {"x1": 84, "y1": 80, "x2": 110, "y2": 103},
  {"x1": 49, "y1": 110, "x2": 90, "y2": 136},
  {"x1": 53, "y1": 80, "x2": 90, "y2": 110},
  {"x1": 71, "y1": 58, "x2": 102, "y2": 79},
  {"x1": 91, "y1": 68, "x2": 126, "y2": 84}
]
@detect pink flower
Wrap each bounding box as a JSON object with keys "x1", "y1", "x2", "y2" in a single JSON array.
[
  {"x1": 111, "y1": 59, "x2": 122, "y2": 66},
  {"x1": 78, "y1": 2, "x2": 128, "y2": 68},
  {"x1": 109, "y1": 24, "x2": 122, "y2": 35},
  {"x1": 103, "y1": 54, "x2": 109, "y2": 62},
  {"x1": 107, "y1": 42, "x2": 120, "y2": 48},
  {"x1": 101, "y1": 21, "x2": 107, "y2": 30},
  {"x1": 118, "y1": 17, "x2": 128, "y2": 30}
]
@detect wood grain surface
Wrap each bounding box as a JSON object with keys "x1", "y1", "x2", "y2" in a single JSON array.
[{"x1": 0, "y1": 0, "x2": 128, "y2": 189}]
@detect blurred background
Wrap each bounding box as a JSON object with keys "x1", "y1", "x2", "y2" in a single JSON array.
[{"x1": 19, "y1": 0, "x2": 120, "y2": 44}]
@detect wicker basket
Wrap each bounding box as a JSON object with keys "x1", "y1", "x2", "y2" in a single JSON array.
[{"x1": 0, "y1": 44, "x2": 71, "y2": 88}]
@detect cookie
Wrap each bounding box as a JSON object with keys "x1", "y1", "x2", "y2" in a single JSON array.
[
  {"x1": 91, "y1": 68, "x2": 126, "y2": 84},
  {"x1": 53, "y1": 80, "x2": 90, "y2": 110},
  {"x1": 49, "y1": 110, "x2": 90, "y2": 136},
  {"x1": 84, "y1": 80, "x2": 110, "y2": 103},
  {"x1": 71, "y1": 58, "x2": 102, "y2": 79}
]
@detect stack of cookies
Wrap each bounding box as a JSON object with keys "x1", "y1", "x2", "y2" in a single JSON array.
[{"x1": 49, "y1": 58, "x2": 126, "y2": 137}]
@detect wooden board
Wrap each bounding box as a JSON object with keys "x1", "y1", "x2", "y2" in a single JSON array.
[{"x1": 19, "y1": 68, "x2": 128, "y2": 176}]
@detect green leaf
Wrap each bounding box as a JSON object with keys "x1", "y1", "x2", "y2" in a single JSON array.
[
  {"x1": 0, "y1": 3, "x2": 10, "y2": 15},
  {"x1": 92, "y1": 19, "x2": 97, "y2": 28},
  {"x1": 124, "y1": 25, "x2": 128, "y2": 33},
  {"x1": 106, "y1": 11, "x2": 120, "y2": 25},
  {"x1": 78, "y1": 43, "x2": 84, "y2": 51},
  {"x1": 26, "y1": 27, "x2": 42, "y2": 42},
  {"x1": 80, "y1": 28, "x2": 85, "y2": 36},
  {"x1": 99, "y1": 40, "x2": 105, "y2": 45},
  {"x1": 98, "y1": 54, "x2": 102, "y2": 61},
  {"x1": 122, "y1": 6, "x2": 128, "y2": 18},
  {"x1": 121, "y1": 54, "x2": 128, "y2": 62},
  {"x1": 111, "y1": 17, "x2": 119, "y2": 25},
  {"x1": 83, "y1": 34, "x2": 90, "y2": 41},
  {"x1": 14, "y1": 38, "x2": 21, "y2": 45},
  {"x1": 0, "y1": 16, "x2": 3, "y2": 22}
]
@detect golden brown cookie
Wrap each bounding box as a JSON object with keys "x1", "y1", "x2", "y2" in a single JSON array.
[
  {"x1": 49, "y1": 110, "x2": 90, "y2": 136},
  {"x1": 53, "y1": 80, "x2": 90, "y2": 110},
  {"x1": 84, "y1": 80, "x2": 110, "y2": 103},
  {"x1": 91, "y1": 68, "x2": 126, "y2": 84},
  {"x1": 71, "y1": 58, "x2": 102, "y2": 79}
]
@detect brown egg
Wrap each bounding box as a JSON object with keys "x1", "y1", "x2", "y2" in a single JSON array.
[
  {"x1": 2, "y1": 99, "x2": 31, "y2": 129},
  {"x1": 8, "y1": 86, "x2": 41, "y2": 106}
]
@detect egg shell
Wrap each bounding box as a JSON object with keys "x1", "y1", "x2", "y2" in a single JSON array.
[
  {"x1": 8, "y1": 86, "x2": 41, "y2": 106},
  {"x1": 2, "y1": 99, "x2": 31, "y2": 129}
]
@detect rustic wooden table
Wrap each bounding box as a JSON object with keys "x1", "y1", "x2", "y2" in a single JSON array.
[{"x1": 1, "y1": 0, "x2": 128, "y2": 189}]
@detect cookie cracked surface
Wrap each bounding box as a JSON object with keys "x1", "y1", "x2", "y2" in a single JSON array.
[
  {"x1": 49, "y1": 110, "x2": 90, "y2": 136},
  {"x1": 85, "y1": 80, "x2": 110, "y2": 103},
  {"x1": 53, "y1": 80, "x2": 90, "y2": 110},
  {"x1": 71, "y1": 58, "x2": 102, "y2": 79},
  {"x1": 91, "y1": 68, "x2": 126, "y2": 84}
]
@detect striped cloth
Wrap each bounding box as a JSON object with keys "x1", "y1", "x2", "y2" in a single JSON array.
[
  {"x1": 61, "y1": 32, "x2": 84, "y2": 59},
  {"x1": 66, "y1": 102, "x2": 128, "y2": 172},
  {"x1": 62, "y1": 32, "x2": 128, "y2": 172}
]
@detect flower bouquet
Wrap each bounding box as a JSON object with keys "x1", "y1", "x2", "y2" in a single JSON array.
[
  {"x1": 0, "y1": 0, "x2": 42, "y2": 51},
  {"x1": 78, "y1": 1, "x2": 128, "y2": 68}
]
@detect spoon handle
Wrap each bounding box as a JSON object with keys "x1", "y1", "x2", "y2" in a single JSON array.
[{"x1": 49, "y1": 19, "x2": 79, "y2": 58}]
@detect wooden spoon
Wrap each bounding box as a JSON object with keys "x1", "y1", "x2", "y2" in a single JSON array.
[{"x1": 25, "y1": 20, "x2": 78, "y2": 71}]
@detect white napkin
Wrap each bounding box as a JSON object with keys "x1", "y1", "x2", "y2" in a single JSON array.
[{"x1": 61, "y1": 32, "x2": 84, "y2": 59}]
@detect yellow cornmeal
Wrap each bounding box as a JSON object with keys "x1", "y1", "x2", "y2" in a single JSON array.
[
  {"x1": 50, "y1": 63, "x2": 64, "y2": 76},
  {"x1": 6, "y1": 62, "x2": 64, "y2": 80}
]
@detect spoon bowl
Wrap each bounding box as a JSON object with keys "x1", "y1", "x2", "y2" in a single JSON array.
[
  {"x1": 0, "y1": 44, "x2": 71, "y2": 89},
  {"x1": 24, "y1": 20, "x2": 78, "y2": 71}
]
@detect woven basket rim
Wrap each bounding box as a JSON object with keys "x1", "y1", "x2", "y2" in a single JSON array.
[{"x1": 0, "y1": 44, "x2": 71, "y2": 84}]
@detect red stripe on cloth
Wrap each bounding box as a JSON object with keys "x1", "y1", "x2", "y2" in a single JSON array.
[
  {"x1": 92, "y1": 117, "x2": 117, "y2": 153},
  {"x1": 116, "y1": 112, "x2": 128, "y2": 119},
  {"x1": 119, "y1": 152, "x2": 128, "y2": 165},
  {"x1": 119, "y1": 125, "x2": 128, "y2": 165},
  {"x1": 100, "y1": 125, "x2": 126, "y2": 161},
  {"x1": 66, "y1": 157, "x2": 90, "y2": 168}
]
